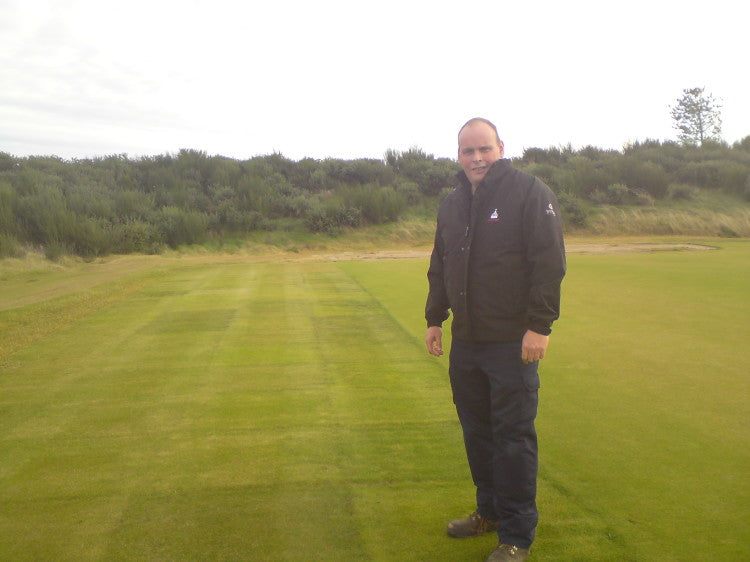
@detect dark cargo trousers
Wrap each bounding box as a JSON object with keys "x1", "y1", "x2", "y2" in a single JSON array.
[{"x1": 448, "y1": 338, "x2": 540, "y2": 549}]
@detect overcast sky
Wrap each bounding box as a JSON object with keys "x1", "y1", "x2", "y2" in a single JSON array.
[{"x1": 2, "y1": 0, "x2": 747, "y2": 162}]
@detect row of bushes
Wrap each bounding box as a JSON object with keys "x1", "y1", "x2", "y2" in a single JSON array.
[
  {"x1": 520, "y1": 138, "x2": 750, "y2": 202},
  {"x1": 515, "y1": 138, "x2": 750, "y2": 228},
  {"x1": 1, "y1": 137, "x2": 749, "y2": 258},
  {"x1": 0, "y1": 148, "x2": 450, "y2": 257}
]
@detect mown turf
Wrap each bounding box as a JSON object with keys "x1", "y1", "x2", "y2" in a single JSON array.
[
  {"x1": 1, "y1": 240, "x2": 748, "y2": 560},
  {"x1": 339, "y1": 239, "x2": 750, "y2": 560},
  {"x1": 0, "y1": 257, "x2": 466, "y2": 560}
]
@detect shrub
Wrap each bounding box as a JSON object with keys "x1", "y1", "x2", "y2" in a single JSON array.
[
  {"x1": 0, "y1": 152, "x2": 16, "y2": 172},
  {"x1": 588, "y1": 183, "x2": 628, "y2": 205},
  {"x1": 243, "y1": 211, "x2": 273, "y2": 231},
  {"x1": 305, "y1": 203, "x2": 362, "y2": 234},
  {"x1": 521, "y1": 146, "x2": 569, "y2": 165},
  {"x1": 112, "y1": 220, "x2": 164, "y2": 254},
  {"x1": 520, "y1": 163, "x2": 557, "y2": 189},
  {"x1": 589, "y1": 184, "x2": 654, "y2": 207},
  {"x1": 718, "y1": 163, "x2": 748, "y2": 193},
  {"x1": 630, "y1": 188, "x2": 655, "y2": 207},
  {"x1": 114, "y1": 190, "x2": 153, "y2": 220},
  {"x1": 68, "y1": 217, "x2": 113, "y2": 257},
  {"x1": 158, "y1": 207, "x2": 209, "y2": 248},
  {"x1": 0, "y1": 233, "x2": 25, "y2": 258},
  {"x1": 588, "y1": 189, "x2": 608, "y2": 205},
  {"x1": 44, "y1": 241, "x2": 69, "y2": 261},
  {"x1": 0, "y1": 181, "x2": 18, "y2": 236},
  {"x1": 556, "y1": 191, "x2": 588, "y2": 228},
  {"x1": 393, "y1": 181, "x2": 421, "y2": 205},
  {"x1": 567, "y1": 156, "x2": 615, "y2": 197},
  {"x1": 666, "y1": 183, "x2": 699, "y2": 201},
  {"x1": 677, "y1": 160, "x2": 722, "y2": 189},
  {"x1": 621, "y1": 160, "x2": 669, "y2": 199},
  {"x1": 605, "y1": 183, "x2": 630, "y2": 205},
  {"x1": 339, "y1": 184, "x2": 408, "y2": 224}
]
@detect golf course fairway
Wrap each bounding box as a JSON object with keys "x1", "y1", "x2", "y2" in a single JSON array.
[{"x1": 1, "y1": 239, "x2": 748, "y2": 560}]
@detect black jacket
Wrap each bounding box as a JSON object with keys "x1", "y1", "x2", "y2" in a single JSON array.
[{"x1": 425, "y1": 159, "x2": 566, "y2": 342}]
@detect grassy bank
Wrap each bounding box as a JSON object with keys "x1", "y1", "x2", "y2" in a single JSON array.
[
  {"x1": 174, "y1": 198, "x2": 750, "y2": 252},
  {"x1": 588, "y1": 206, "x2": 750, "y2": 237},
  {"x1": 3, "y1": 192, "x2": 750, "y2": 263}
]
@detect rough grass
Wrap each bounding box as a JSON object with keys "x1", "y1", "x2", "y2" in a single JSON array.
[
  {"x1": 1, "y1": 239, "x2": 748, "y2": 560},
  {"x1": 588, "y1": 207, "x2": 750, "y2": 237}
]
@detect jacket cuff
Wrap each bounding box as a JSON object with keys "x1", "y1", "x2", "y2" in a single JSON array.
[{"x1": 527, "y1": 321, "x2": 552, "y2": 336}]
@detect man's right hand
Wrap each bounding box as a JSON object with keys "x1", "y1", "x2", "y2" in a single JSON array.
[{"x1": 425, "y1": 326, "x2": 443, "y2": 356}]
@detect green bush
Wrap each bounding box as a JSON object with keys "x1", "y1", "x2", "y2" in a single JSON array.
[
  {"x1": 605, "y1": 183, "x2": 630, "y2": 205},
  {"x1": 393, "y1": 181, "x2": 421, "y2": 204},
  {"x1": 112, "y1": 220, "x2": 164, "y2": 254},
  {"x1": 677, "y1": 160, "x2": 722, "y2": 189},
  {"x1": 630, "y1": 188, "x2": 655, "y2": 207},
  {"x1": 305, "y1": 203, "x2": 362, "y2": 234},
  {"x1": 557, "y1": 191, "x2": 588, "y2": 228},
  {"x1": 0, "y1": 233, "x2": 25, "y2": 258},
  {"x1": 1, "y1": 142, "x2": 749, "y2": 257},
  {"x1": 666, "y1": 183, "x2": 699, "y2": 201},
  {"x1": 0, "y1": 181, "x2": 18, "y2": 236},
  {"x1": 384, "y1": 148, "x2": 458, "y2": 195},
  {"x1": 68, "y1": 217, "x2": 113, "y2": 257},
  {"x1": 44, "y1": 241, "x2": 69, "y2": 261},
  {"x1": 718, "y1": 163, "x2": 748, "y2": 193},
  {"x1": 621, "y1": 160, "x2": 669, "y2": 199},
  {"x1": 520, "y1": 146, "x2": 571, "y2": 165},
  {"x1": 339, "y1": 184, "x2": 407, "y2": 224},
  {"x1": 519, "y1": 163, "x2": 557, "y2": 189},
  {"x1": 588, "y1": 183, "x2": 628, "y2": 205},
  {"x1": 158, "y1": 207, "x2": 209, "y2": 248}
]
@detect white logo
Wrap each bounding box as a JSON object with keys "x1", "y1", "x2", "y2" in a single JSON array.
[
  {"x1": 545, "y1": 203, "x2": 556, "y2": 216},
  {"x1": 488, "y1": 208, "x2": 500, "y2": 221}
]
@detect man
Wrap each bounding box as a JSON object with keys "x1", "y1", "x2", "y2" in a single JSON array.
[{"x1": 425, "y1": 118, "x2": 566, "y2": 561}]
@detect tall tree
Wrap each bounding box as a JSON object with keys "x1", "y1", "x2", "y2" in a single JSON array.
[{"x1": 670, "y1": 87, "x2": 722, "y2": 146}]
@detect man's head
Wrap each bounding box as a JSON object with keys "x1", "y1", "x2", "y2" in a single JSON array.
[{"x1": 457, "y1": 118, "x2": 505, "y2": 190}]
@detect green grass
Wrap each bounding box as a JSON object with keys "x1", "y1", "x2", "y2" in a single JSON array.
[{"x1": 1, "y1": 239, "x2": 748, "y2": 560}]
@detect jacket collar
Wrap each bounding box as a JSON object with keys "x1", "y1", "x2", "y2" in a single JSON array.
[{"x1": 456, "y1": 159, "x2": 513, "y2": 195}]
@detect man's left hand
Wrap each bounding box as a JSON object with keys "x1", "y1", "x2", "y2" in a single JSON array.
[{"x1": 521, "y1": 330, "x2": 549, "y2": 363}]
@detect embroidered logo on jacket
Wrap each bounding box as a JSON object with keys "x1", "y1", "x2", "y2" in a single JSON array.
[
  {"x1": 488, "y1": 208, "x2": 500, "y2": 222},
  {"x1": 545, "y1": 203, "x2": 556, "y2": 216}
]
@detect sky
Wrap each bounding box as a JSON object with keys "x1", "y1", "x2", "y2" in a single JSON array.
[{"x1": 1, "y1": 0, "x2": 748, "y2": 162}]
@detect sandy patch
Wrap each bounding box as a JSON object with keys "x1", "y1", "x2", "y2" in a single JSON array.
[
  {"x1": 564, "y1": 242, "x2": 716, "y2": 254},
  {"x1": 312, "y1": 243, "x2": 716, "y2": 261}
]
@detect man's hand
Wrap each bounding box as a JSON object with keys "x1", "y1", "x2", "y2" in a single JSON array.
[
  {"x1": 425, "y1": 326, "x2": 443, "y2": 356},
  {"x1": 521, "y1": 330, "x2": 549, "y2": 363}
]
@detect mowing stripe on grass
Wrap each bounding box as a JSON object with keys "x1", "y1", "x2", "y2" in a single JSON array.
[
  {"x1": 2, "y1": 242, "x2": 748, "y2": 560},
  {"x1": 1, "y1": 260, "x2": 467, "y2": 560}
]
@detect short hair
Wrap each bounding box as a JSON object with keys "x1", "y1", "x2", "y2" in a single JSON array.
[{"x1": 458, "y1": 117, "x2": 502, "y2": 146}]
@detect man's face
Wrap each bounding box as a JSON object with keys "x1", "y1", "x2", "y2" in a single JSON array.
[{"x1": 457, "y1": 122, "x2": 504, "y2": 189}]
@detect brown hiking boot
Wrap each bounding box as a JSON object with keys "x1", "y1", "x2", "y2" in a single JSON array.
[
  {"x1": 446, "y1": 510, "x2": 499, "y2": 538},
  {"x1": 485, "y1": 543, "x2": 530, "y2": 561}
]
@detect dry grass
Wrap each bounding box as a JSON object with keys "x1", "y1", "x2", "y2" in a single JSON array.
[{"x1": 588, "y1": 207, "x2": 750, "y2": 237}]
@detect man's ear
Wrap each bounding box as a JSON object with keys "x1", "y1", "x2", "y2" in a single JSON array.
[{"x1": 498, "y1": 140, "x2": 505, "y2": 158}]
